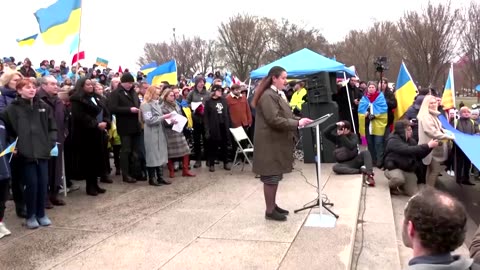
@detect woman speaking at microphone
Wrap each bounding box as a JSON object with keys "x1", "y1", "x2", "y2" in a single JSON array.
[{"x1": 251, "y1": 66, "x2": 313, "y2": 221}]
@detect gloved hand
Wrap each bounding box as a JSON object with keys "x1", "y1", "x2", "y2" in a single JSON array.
[
  {"x1": 368, "y1": 114, "x2": 375, "y2": 120},
  {"x1": 195, "y1": 104, "x2": 204, "y2": 115}
]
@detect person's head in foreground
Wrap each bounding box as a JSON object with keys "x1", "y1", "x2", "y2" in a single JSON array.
[{"x1": 403, "y1": 187, "x2": 473, "y2": 269}]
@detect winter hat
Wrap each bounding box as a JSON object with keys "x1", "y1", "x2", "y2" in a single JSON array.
[
  {"x1": 194, "y1": 75, "x2": 206, "y2": 84},
  {"x1": 120, "y1": 73, "x2": 135, "y2": 83}
]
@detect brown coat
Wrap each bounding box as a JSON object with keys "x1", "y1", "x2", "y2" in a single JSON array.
[
  {"x1": 226, "y1": 93, "x2": 252, "y2": 128},
  {"x1": 253, "y1": 88, "x2": 299, "y2": 176},
  {"x1": 418, "y1": 110, "x2": 452, "y2": 165}
]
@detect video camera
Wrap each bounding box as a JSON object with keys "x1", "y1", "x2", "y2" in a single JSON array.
[{"x1": 374, "y1": 56, "x2": 389, "y2": 73}]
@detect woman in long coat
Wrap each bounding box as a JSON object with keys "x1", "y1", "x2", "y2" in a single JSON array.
[
  {"x1": 417, "y1": 95, "x2": 454, "y2": 187},
  {"x1": 251, "y1": 66, "x2": 312, "y2": 222},
  {"x1": 70, "y1": 77, "x2": 111, "y2": 196},
  {"x1": 140, "y1": 86, "x2": 172, "y2": 186},
  {"x1": 160, "y1": 87, "x2": 195, "y2": 179}
]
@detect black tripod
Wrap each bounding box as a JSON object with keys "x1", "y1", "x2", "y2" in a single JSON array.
[{"x1": 294, "y1": 124, "x2": 339, "y2": 219}]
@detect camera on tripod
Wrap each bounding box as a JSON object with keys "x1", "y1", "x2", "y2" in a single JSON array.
[{"x1": 374, "y1": 56, "x2": 389, "y2": 73}]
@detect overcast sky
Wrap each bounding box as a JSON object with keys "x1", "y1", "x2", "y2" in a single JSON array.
[{"x1": 2, "y1": 0, "x2": 472, "y2": 71}]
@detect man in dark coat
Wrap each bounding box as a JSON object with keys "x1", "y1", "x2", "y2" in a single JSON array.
[
  {"x1": 332, "y1": 77, "x2": 362, "y2": 136},
  {"x1": 384, "y1": 120, "x2": 436, "y2": 196},
  {"x1": 37, "y1": 75, "x2": 66, "y2": 207},
  {"x1": 108, "y1": 73, "x2": 142, "y2": 183}
]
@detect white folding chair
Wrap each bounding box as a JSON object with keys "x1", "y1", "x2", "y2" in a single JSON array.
[{"x1": 229, "y1": 127, "x2": 254, "y2": 171}]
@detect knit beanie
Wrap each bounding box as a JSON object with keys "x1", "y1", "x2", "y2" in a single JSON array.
[{"x1": 120, "y1": 73, "x2": 135, "y2": 83}]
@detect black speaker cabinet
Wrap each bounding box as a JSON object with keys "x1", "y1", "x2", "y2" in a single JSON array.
[
  {"x1": 304, "y1": 72, "x2": 337, "y2": 104},
  {"x1": 301, "y1": 102, "x2": 339, "y2": 163}
]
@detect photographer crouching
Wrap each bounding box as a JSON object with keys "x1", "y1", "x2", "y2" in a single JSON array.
[{"x1": 325, "y1": 120, "x2": 376, "y2": 186}]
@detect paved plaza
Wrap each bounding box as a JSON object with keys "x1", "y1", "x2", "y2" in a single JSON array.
[{"x1": 0, "y1": 163, "x2": 368, "y2": 270}]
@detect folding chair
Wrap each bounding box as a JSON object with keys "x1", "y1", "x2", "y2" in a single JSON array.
[{"x1": 229, "y1": 127, "x2": 254, "y2": 171}]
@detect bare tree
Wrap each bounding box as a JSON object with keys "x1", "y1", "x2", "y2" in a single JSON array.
[
  {"x1": 461, "y1": 2, "x2": 480, "y2": 90},
  {"x1": 218, "y1": 14, "x2": 271, "y2": 80},
  {"x1": 396, "y1": 2, "x2": 461, "y2": 87},
  {"x1": 264, "y1": 19, "x2": 329, "y2": 62},
  {"x1": 335, "y1": 30, "x2": 375, "y2": 80},
  {"x1": 172, "y1": 36, "x2": 196, "y2": 78},
  {"x1": 191, "y1": 37, "x2": 218, "y2": 75},
  {"x1": 137, "y1": 42, "x2": 174, "y2": 67}
]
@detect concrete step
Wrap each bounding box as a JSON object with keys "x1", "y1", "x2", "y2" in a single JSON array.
[
  {"x1": 351, "y1": 168, "x2": 402, "y2": 270},
  {"x1": 279, "y1": 163, "x2": 364, "y2": 269}
]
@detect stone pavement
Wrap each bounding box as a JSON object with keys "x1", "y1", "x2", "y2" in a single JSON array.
[{"x1": 0, "y1": 163, "x2": 363, "y2": 270}]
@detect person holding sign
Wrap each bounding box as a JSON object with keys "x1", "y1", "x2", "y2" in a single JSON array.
[{"x1": 251, "y1": 66, "x2": 313, "y2": 221}]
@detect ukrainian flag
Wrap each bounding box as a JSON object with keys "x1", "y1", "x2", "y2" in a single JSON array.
[
  {"x1": 16, "y1": 34, "x2": 38, "y2": 47},
  {"x1": 95, "y1": 57, "x2": 109, "y2": 68},
  {"x1": 441, "y1": 66, "x2": 455, "y2": 110},
  {"x1": 358, "y1": 93, "x2": 388, "y2": 136},
  {"x1": 394, "y1": 62, "x2": 418, "y2": 120},
  {"x1": 34, "y1": 0, "x2": 81, "y2": 45},
  {"x1": 140, "y1": 62, "x2": 157, "y2": 76},
  {"x1": 146, "y1": 60, "x2": 177, "y2": 86},
  {"x1": 0, "y1": 138, "x2": 17, "y2": 157}
]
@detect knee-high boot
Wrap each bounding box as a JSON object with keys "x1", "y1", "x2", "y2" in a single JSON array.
[
  {"x1": 182, "y1": 155, "x2": 195, "y2": 177},
  {"x1": 167, "y1": 160, "x2": 175, "y2": 178}
]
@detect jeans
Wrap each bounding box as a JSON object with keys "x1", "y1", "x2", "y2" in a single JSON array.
[
  {"x1": 332, "y1": 150, "x2": 373, "y2": 175},
  {"x1": 23, "y1": 160, "x2": 48, "y2": 219},
  {"x1": 10, "y1": 157, "x2": 24, "y2": 210},
  {"x1": 120, "y1": 134, "x2": 141, "y2": 179},
  {"x1": 193, "y1": 121, "x2": 207, "y2": 161},
  {"x1": 385, "y1": 169, "x2": 418, "y2": 196},
  {"x1": 0, "y1": 180, "x2": 9, "y2": 221},
  {"x1": 366, "y1": 134, "x2": 384, "y2": 167}
]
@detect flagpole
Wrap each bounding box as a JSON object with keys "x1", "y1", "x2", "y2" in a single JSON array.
[
  {"x1": 74, "y1": 0, "x2": 84, "y2": 83},
  {"x1": 451, "y1": 63, "x2": 456, "y2": 109}
]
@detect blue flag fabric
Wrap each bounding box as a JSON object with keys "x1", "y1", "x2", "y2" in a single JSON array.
[
  {"x1": 51, "y1": 143, "x2": 59, "y2": 157},
  {"x1": 439, "y1": 115, "x2": 480, "y2": 169}
]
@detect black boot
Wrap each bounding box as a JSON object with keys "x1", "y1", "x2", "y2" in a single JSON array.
[
  {"x1": 94, "y1": 178, "x2": 106, "y2": 194},
  {"x1": 86, "y1": 178, "x2": 98, "y2": 196},
  {"x1": 156, "y1": 167, "x2": 171, "y2": 185},
  {"x1": 148, "y1": 167, "x2": 161, "y2": 186}
]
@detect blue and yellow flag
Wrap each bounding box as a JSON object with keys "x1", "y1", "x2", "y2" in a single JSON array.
[
  {"x1": 95, "y1": 57, "x2": 109, "y2": 68},
  {"x1": 140, "y1": 62, "x2": 157, "y2": 76},
  {"x1": 0, "y1": 138, "x2": 17, "y2": 157},
  {"x1": 69, "y1": 33, "x2": 80, "y2": 54},
  {"x1": 146, "y1": 60, "x2": 177, "y2": 86},
  {"x1": 358, "y1": 93, "x2": 388, "y2": 136},
  {"x1": 394, "y1": 62, "x2": 417, "y2": 120},
  {"x1": 16, "y1": 34, "x2": 38, "y2": 47},
  {"x1": 34, "y1": 0, "x2": 81, "y2": 45},
  {"x1": 441, "y1": 65, "x2": 455, "y2": 110}
]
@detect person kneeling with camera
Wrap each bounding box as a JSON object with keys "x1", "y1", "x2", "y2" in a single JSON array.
[
  {"x1": 325, "y1": 121, "x2": 375, "y2": 186},
  {"x1": 384, "y1": 120, "x2": 438, "y2": 196}
]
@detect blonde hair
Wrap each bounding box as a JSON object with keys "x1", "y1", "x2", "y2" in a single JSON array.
[
  {"x1": 459, "y1": 106, "x2": 469, "y2": 112},
  {"x1": 143, "y1": 85, "x2": 160, "y2": 103},
  {"x1": 417, "y1": 95, "x2": 438, "y2": 118},
  {"x1": 0, "y1": 70, "x2": 24, "y2": 87}
]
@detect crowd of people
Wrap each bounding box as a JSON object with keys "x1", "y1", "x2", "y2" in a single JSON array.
[
  {"x1": 0, "y1": 57, "x2": 254, "y2": 237},
  {"x1": 1, "y1": 56, "x2": 480, "y2": 269}
]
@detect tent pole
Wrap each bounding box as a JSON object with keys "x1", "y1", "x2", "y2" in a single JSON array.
[
  {"x1": 343, "y1": 72, "x2": 357, "y2": 135},
  {"x1": 247, "y1": 79, "x2": 252, "y2": 99}
]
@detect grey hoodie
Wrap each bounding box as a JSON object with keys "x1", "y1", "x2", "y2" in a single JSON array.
[{"x1": 408, "y1": 254, "x2": 473, "y2": 270}]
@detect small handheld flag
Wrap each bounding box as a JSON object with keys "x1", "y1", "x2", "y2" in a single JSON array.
[
  {"x1": 0, "y1": 138, "x2": 18, "y2": 157},
  {"x1": 50, "y1": 143, "x2": 59, "y2": 157}
]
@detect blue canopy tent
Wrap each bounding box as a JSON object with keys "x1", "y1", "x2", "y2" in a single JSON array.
[
  {"x1": 249, "y1": 48, "x2": 356, "y2": 79},
  {"x1": 248, "y1": 48, "x2": 358, "y2": 136}
]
